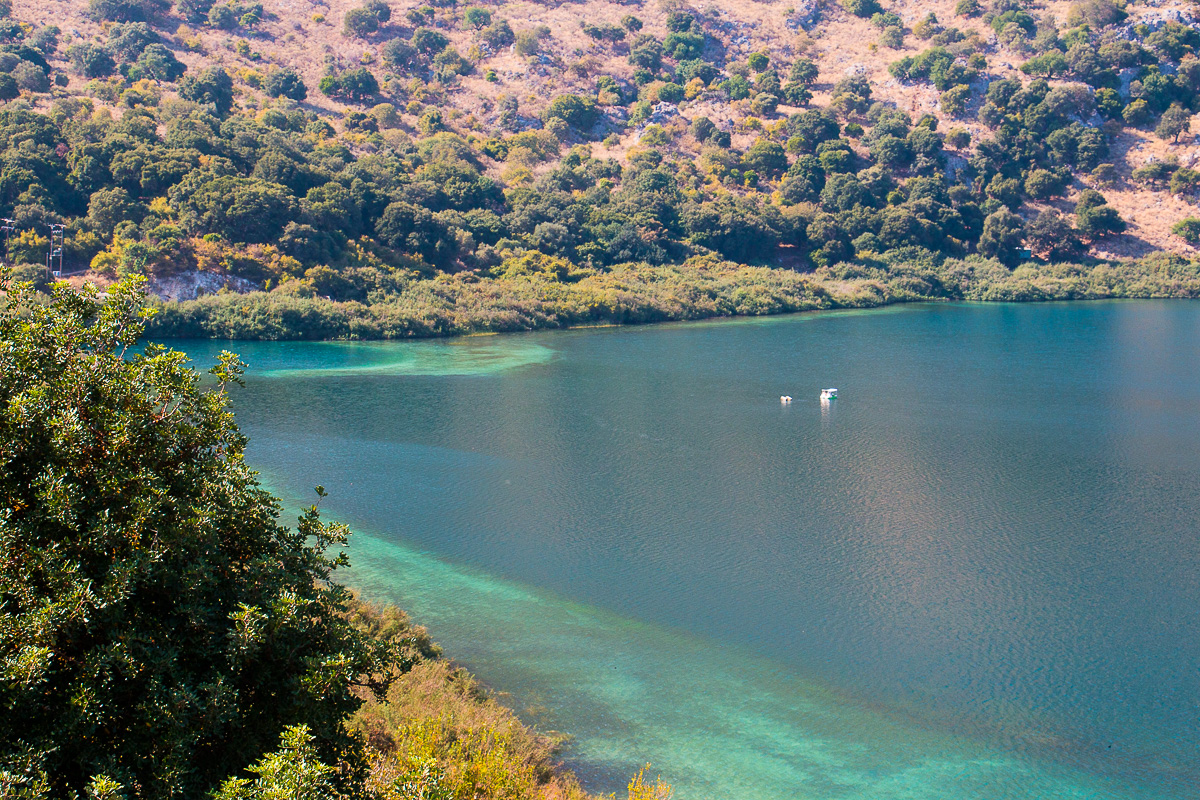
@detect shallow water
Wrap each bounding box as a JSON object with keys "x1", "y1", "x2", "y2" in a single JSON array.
[{"x1": 175, "y1": 301, "x2": 1200, "y2": 799}]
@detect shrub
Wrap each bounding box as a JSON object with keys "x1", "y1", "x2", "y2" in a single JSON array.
[
  {"x1": 1169, "y1": 167, "x2": 1200, "y2": 195},
  {"x1": 880, "y1": 26, "x2": 904, "y2": 49},
  {"x1": 940, "y1": 84, "x2": 972, "y2": 116},
  {"x1": 0, "y1": 73, "x2": 16, "y2": 101},
  {"x1": 955, "y1": 0, "x2": 981, "y2": 16},
  {"x1": 1155, "y1": 104, "x2": 1192, "y2": 143},
  {"x1": 1024, "y1": 168, "x2": 1066, "y2": 199},
  {"x1": 89, "y1": 0, "x2": 167, "y2": 22},
  {"x1": 179, "y1": 65, "x2": 234, "y2": 114},
  {"x1": 841, "y1": 0, "x2": 881, "y2": 18},
  {"x1": 263, "y1": 67, "x2": 307, "y2": 100},
  {"x1": 544, "y1": 93, "x2": 598, "y2": 130},
  {"x1": 1131, "y1": 160, "x2": 1177, "y2": 186},
  {"x1": 343, "y1": 6, "x2": 380, "y2": 37},
  {"x1": 978, "y1": 208, "x2": 1026, "y2": 264},
  {"x1": 67, "y1": 42, "x2": 116, "y2": 78},
  {"x1": 12, "y1": 62, "x2": 50, "y2": 93},
  {"x1": 1076, "y1": 203, "x2": 1125, "y2": 237},
  {"x1": 0, "y1": 280, "x2": 398, "y2": 800},
  {"x1": 1122, "y1": 98, "x2": 1152, "y2": 126},
  {"x1": 1171, "y1": 217, "x2": 1200, "y2": 244},
  {"x1": 462, "y1": 6, "x2": 491, "y2": 28},
  {"x1": 412, "y1": 27, "x2": 450, "y2": 55}
]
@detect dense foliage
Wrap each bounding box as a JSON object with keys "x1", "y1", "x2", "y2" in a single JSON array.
[
  {"x1": 0, "y1": 0, "x2": 1197, "y2": 341},
  {"x1": 0, "y1": 276, "x2": 407, "y2": 797}
]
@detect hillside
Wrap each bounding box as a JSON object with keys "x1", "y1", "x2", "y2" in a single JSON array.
[{"x1": 3, "y1": 0, "x2": 1200, "y2": 337}]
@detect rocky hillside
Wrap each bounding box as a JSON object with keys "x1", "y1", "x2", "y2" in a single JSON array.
[{"x1": 3, "y1": 0, "x2": 1200, "y2": 330}]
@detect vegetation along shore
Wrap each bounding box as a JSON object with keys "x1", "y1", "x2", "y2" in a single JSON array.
[{"x1": 3, "y1": 0, "x2": 1200, "y2": 340}]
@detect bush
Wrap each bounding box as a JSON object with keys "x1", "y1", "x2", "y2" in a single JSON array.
[
  {"x1": 978, "y1": 208, "x2": 1026, "y2": 264},
  {"x1": 263, "y1": 67, "x2": 307, "y2": 100},
  {"x1": 179, "y1": 66, "x2": 234, "y2": 115},
  {"x1": 940, "y1": 84, "x2": 972, "y2": 116},
  {"x1": 319, "y1": 67, "x2": 379, "y2": 103},
  {"x1": 1076, "y1": 203, "x2": 1125, "y2": 237},
  {"x1": 89, "y1": 0, "x2": 166, "y2": 22},
  {"x1": 1170, "y1": 167, "x2": 1200, "y2": 195},
  {"x1": 67, "y1": 42, "x2": 116, "y2": 78},
  {"x1": 1024, "y1": 168, "x2": 1066, "y2": 199},
  {"x1": 0, "y1": 73, "x2": 16, "y2": 101},
  {"x1": 0, "y1": 280, "x2": 399, "y2": 799},
  {"x1": 1155, "y1": 104, "x2": 1192, "y2": 143},
  {"x1": 343, "y1": 6, "x2": 380, "y2": 37},
  {"x1": 1172, "y1": 217, "x2": 1200, "y2": 244},
  {"x1": 544, "y1": 93, "x2": 598, "y2": 130},
  {"x1": 955, "y1": 0, "x2": 981, "y2": 16},
  {"x1": 841, "y1": 0, "x2": 881, "y2": 18},
  {"x1": 12, "y1": 62, "x2": 50, "y2": 93}
]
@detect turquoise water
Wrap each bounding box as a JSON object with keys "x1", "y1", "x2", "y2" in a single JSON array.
[{"x1": 174, "y1": 301, "x2": 1200, "y2": 799}]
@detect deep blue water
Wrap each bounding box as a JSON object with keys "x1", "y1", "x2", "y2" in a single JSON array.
[{"x1": 173, "y1": 301, "x2": 1200, "y2": 799}]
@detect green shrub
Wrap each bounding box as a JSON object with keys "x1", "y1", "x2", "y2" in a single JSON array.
[{"x1": 1172, "y1": 217, "x2": 1200, "y2": 244}]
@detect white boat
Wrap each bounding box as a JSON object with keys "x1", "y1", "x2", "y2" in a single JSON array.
[
  {"x1": 820, "y1": 388, "x2": 838, "y2": 400},
  {"x1": 780, "y1": 395, "x2": 793, "y2": 403}
]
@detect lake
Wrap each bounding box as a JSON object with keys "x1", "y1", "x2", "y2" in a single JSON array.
[{"x1": 175, "y1": 300, "x2": 1200, "y2": 800}]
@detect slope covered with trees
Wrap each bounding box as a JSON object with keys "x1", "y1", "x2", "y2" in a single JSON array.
[{"x1": 2, "y1": 0, "x2": 1200, "y2": 338}]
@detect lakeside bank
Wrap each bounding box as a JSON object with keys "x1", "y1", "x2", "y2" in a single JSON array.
[{"x1": 146, "y1": 253, "x2": 1200, "y2": 341}]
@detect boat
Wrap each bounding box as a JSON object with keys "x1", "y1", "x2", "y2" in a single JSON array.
[
  {"x1": 780, "y1": 395, "x2": 792, "y2": 403},
  {"x1": 820, "y1": 388, "x2": 838, "y2": 400}
]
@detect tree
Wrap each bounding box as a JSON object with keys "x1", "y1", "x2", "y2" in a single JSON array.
[
  {"x1": 89, "y1": 0, "x2": 167, "y2": 22},
  {"x1": 1076, "y1": 203, "x2": 1126, "y2": 238},
  {"x1": 463, "y1": 6, "x2": 491, "y2": 29},
  {"x1": 179, "y1": 66, "x2": 234, "y2": 115},
  {"x1": 411, "y1": 26, "x2": 449, "y2": 55},
  {"x1": 1026, "y1": 210, "x2": 1084, "y2": 261},
  {"x1": 748, "y1": 51, "x2": 770, "y2": 72},
  {"x1": 841, "y1": 0, "x2": 881, "y2": 18},
  {"x1": 129, "y1": 43, "x2": 187, "y2": 82},
  {"x1": 0, "y1": 276, "x2": 401, "y2": 800},
  {"x1": 0, "y1": 73, "x2": 17, "y2": 102},
  {"x1": 319, "y1": 68, "x2": 378, "y2": 103},
  {"x1": 742, "y1": 138, "x2": 788, "y2": 178},
  {"x1": 1171, "y1": 217, "x2": 1200, "y2": 244},
  {"x1": 12, "y1": 62, "x2": 50, "y2": 93},
  {"x1": 978, "y1": 207, "x2": 1026, "y2": 264},
  {"x1": 67, "y1": 42, "x2": 116, "y2": 78},
  {"x1": 343, "y1": 7, "x2": 379, "y2": 37},
  {"x1": 544, "y1": 93, "x2": 598, "y2": 130},
  {"x1": 171, "y1": 175, "x2": 299, "y2": 242},
  {"x1": 263, "y1": 67, "x2": 307, "y2": 100},
  {"x1": 1155, "y1": 103, "x2": 1192, "y2": 143}
]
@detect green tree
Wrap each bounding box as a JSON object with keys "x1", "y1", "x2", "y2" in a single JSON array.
[
  {"x1": 89, "y1": 0, "x2": 167, "y2": 22},
  {"x1": 0, "y1": 276, "x2": 402, "y2": 800},
  {"x1": 544, "y1": 93, "x2": 598, "y2": 130},
  {"x1": 343, "y1": 6, "x2": 379, "y2": 37},
  {"x1": 978, "y1": 207, "x2": 1026, "y2": 264},
  {"x1": 463, "y1": 6, "x2": 491, "y2": 29},
  {"x1": 1155, "y1": 103, "x2": 1192, "y2": 143},
  {"x1": 0, "y1": 73, "x2": 17, "y2": 102},
  {"x1": 742, "y1": 138, "x2": 788, "y2": 178},
  {"x1": 179, "y1": 66, "x2": 234, "y2": 115},
  {"x1": 263, "y1": 67, "x2": 307, "y2": 100},
  {"x1": 1171, "y1": 217, "x2": 1200, "y2": 244}
]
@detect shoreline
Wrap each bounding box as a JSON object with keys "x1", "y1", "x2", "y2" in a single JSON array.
[{"x1": 145, "y1": 253, "x2": 1200, "y2": 342}]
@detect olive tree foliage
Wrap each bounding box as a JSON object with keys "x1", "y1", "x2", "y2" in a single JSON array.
[{"x1": 0, "y1": 276, "x2": 406, "y2": 800}]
